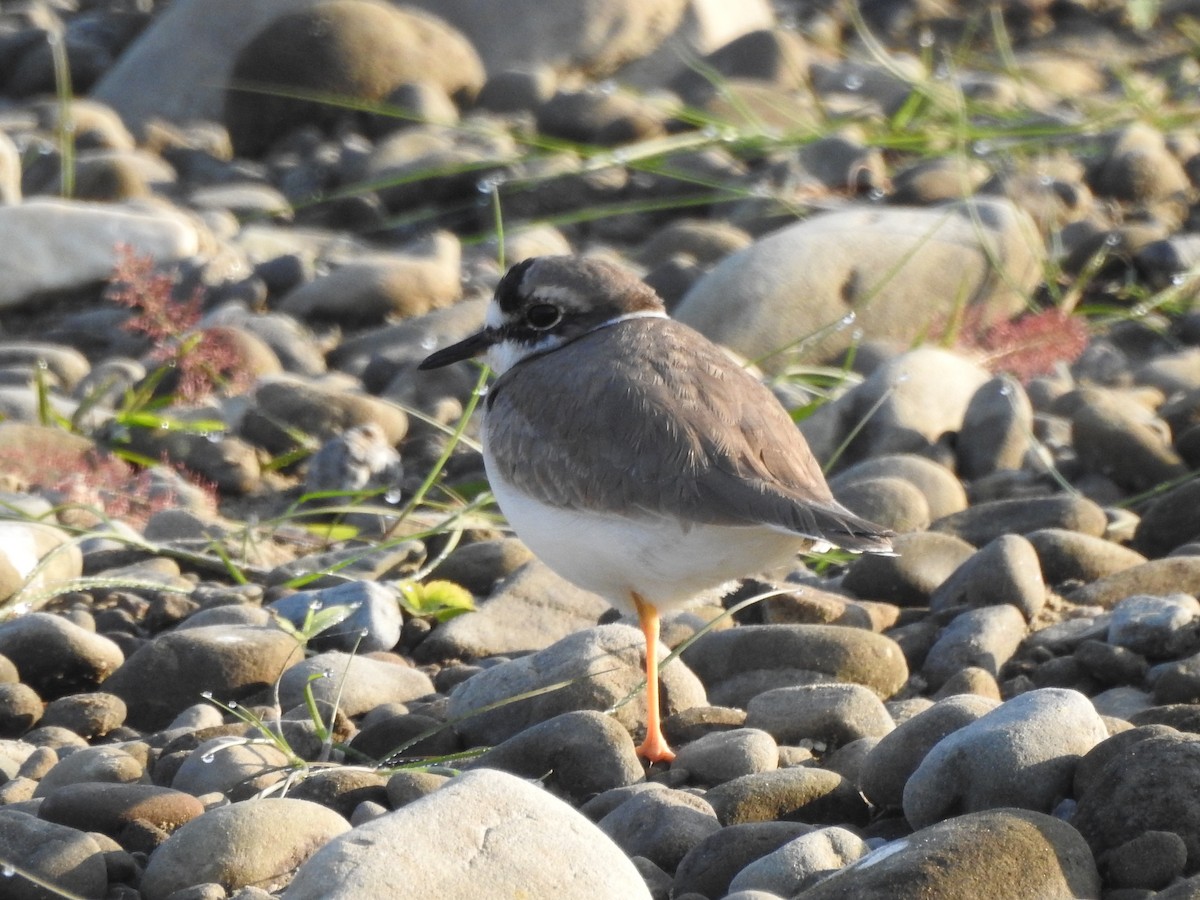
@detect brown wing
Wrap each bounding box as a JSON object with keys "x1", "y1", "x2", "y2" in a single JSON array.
[{"x1": 484, "y1": 318, "x2": 892, "y2": 551}]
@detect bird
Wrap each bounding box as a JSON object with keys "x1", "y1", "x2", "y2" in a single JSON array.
[{"x1": 419, "y1": 256, "x2": 894, "y2": 763}]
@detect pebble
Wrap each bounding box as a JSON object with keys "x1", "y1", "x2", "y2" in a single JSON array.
[
  {"x1": 1107, "y1": 593, "x2": 1200, "y2": 659},
  {"x1": 1067, "y1": 557, "x2": 1200, "y2": 608},
  {"x1": 103, "y1": 625, "x2": 304, "y2": 729},
  {"x1": 921, "y1": 604, "x2": 1027, "y2": 688},
  {"x1": 277, "y1": 650, "x2": 435, "y2": 717},
  {"x1": 672, "y1": 728, "x2": 779, "y2": 784},
  {"x1": 139, "y1": 798, "x2": 351, "y2": 900},
  {"x1": 860, "y1": 693, "x2": 999, "y2": 810},
  {"x1": 957, "y1": 374, "x2": 1036, "y2": 478},
  {"x1": 903, "y1": 688, "x2": 1109, "y2": 829},
  {"x1": 0, "y1": 809, "x2": 108, "y2": 899},
  {"x1": 0, "y1": 612, "x2": 122, "y2": 700},
  {"x1": 414, "y1": 559, "x2": 611, "y2": 661},
  {"x1": 269, "y1": 580, "x2": 403, "y2": 654},
  {"x1": 597, "y1": 787, "x2": 721, "y2": 873},
  {"x1": 842, "y1": 531, "x2": 976, "y2": 605},
  {"x1": 464, "y1": 710, "x2": 643, "y2": 804},
  {"x1": 705, "y1": 768, "x2": 869, "y2": 827},
  {"x1": 681, "y1": 625, "x2": 908, "y2": 704},
  {"x1": 283, "y1": 769, "x2": 653, "y2": 899},
  {"x1": 928, "y1": 534, "x2": 1046, "y2": 621},
  {"x1": 744, "y1": 683, "x2": 894, "y2": 748},
  {"x1": 672, "y1": 822, "x2": 812, "y2": 899},
  {"x1": 930, "y1": 495, "x2": 1109, "y2": 545},
  {"x1": 1073, "y1": 731, "x2": 1200, "y2": 873},
  {"x1": 447, "y1": 624, "x2": 706, "y2": 748},
  {"x1": 797, "y1": 808, "x2": 1099, "y2": 899},
  {"x1": 727, "y1": 826, "x2": 870, "y2": 896}
]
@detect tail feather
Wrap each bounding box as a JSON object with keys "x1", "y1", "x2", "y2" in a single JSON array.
[{"x1": 807, "y1": 501, "x2": 895, "y2": 554}]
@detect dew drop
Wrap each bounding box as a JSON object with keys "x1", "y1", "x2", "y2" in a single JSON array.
[
  {"x1": 596, "y1": 79, "x2": 617, "y2": 96},
  {"x1": 384, "y1": 487, "x2": 402, "y2": 504},
  {"x1": 206, "y1": 431, "x2": 223, "y2": 443},
  {"x1": 867, "y1": 187, "x2": 886, "y2": 201},
  {"x1": 201, "y1": 691, "x2": 213, "y2": 700},
  {"x1": 851, "y1": 328, "x2": 865, "y2": 342},
  {"x1": 840, "y1": 311, "x2": 857, "y2": 328},
  {"x1": 973, "y1": 140, "x2": 992, "y2": 156},
  {"x1": 1172, "y1": 273, "x2": 1188, "y2": 285},
  {"x1": 36, "y1": 358, "x2": 48, "y2": 370},
  {"x1": 1038, "y1": 173, "x2": 1054, "y2": 187},
  {"x1": 420, "y1": 335, "x2": 437, "y2": 351},
  {"x1": 998, "y1": 382, "x2": 1013, "y2": 396},
  {"x1": 843, "y1": 72, "x2": 864, "y2": 91},
  {"x1": 918, "y1": 28, "x2": 935, "y2": 48},
  {"x1": 201, "y1": 753, "x2": 216, "y2": 764},
  {"x1": 1, "y1": 864, "x2": 13, "y2": 877},
  {"x1": 227, "y1": 700, "x2": 239, "y2": 709},
  {"x1": 475, "y1": 176, "x2": 499, "y2": 195},
  {"x1": 701, "y1": 124, "x2": 720, "y2": 140},
  {"x1": 1104, "y1": 233, "x2": 1121, "y2": 247}
]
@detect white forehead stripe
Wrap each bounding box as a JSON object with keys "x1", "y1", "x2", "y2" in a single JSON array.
[{"x1": 596, "y1": 310, "x2": 669, "y2": 328}]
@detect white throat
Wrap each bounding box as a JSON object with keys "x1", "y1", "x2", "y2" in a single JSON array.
[{"x1": 484, "y1": 306, "x2": 668, "y2": 375}]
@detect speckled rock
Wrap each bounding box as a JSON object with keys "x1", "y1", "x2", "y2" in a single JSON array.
[
  {"x1": 140, "y1": 798, "x2": 351, "y2": 899},
  {"x1": 793, "y1": 808, "x2": 1099, "y2": 899},
  {"x1": 447, "y1": 624, "x2": 705, "y2": 747},
  {"x1": 283, "y1": 769, "x2": 653, "y2": 899},
  {"x1": 904, "y1": 688, "x2": 1108, "y2": 829},
  {"x1": 860, "y1": 693, "x2": 1000, "y2": 810}
]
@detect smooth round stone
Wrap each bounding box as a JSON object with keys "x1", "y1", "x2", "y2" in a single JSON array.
[
  {"x1": 39, "y1": 782, "x2": 205, "y2": 838},
  {"x1": 675, "y1": 200, "x2": 1039, "y2": 375},
  {"x1": 426, "y1": 537, "x2": 534, "y2": 596},
  {"x1": 385, "y1": 770, "x2": 450, "y2": 808},
  {"x1": 672, "y1": 728, "x2": 779, "y2": 785},
  {"x1": 759, "y1": 587, "x2": 876, "y2": 630},
  {"x1": 805, "y1": 348, "x2": 993, "y2": 462},
  {"x1": 1093, "y1": 123, "x2": 1191, "y2": 203},
  {"x1": 277, "y1": 238, "x2": 462, "y2": 325},
  {"x1": 286, "y1": 769, "x2": 389, "y2": 820},
  {"x1": 956, "y1": 374, "x2": 1035, "y2": 478},
  {"x1": 727, "y1": 826, "x2": 870, "y2": 896},
  {"x1": 903, "y1": 688, "x2": 1109, "y2": 829},
  {"x1": 842, "y1": 531, "x2": 976, "y2": 606},
  {"x1": 860, "y1": 694, "x2": 999, "y2": 810},
  {"x1": 104, "y1": 625, "x2": 304, "y2": 730},
  {"x1": 1071, "y1": 387, "x2": 1188, "y2": 492},
  {"x1": 681, "y1": 625, "x2": 907, "y2": 701},
  {"x1": 1099, "y1": 830, "x2": 1188, "y2": 890},
  {"x1": 932, "y1": 666, "x2": 1002, "y2": 700},
  {"x1": 447, "y1": 624, "x2": 705, "y2": 748},
  {"x1": 795, "y1": 809, "x2": 1099, "y2": 899},
  {"x1": 239, "y1": 374, "x2": 408, "y2": 453},
  {"x1": 1067, "y1": 557, "x2": 1200, "y2": 608},
  {"x1": 744, "y1": 683, "x2": 894, "y2": 749},
  {"x1": 598, "y1": 787, "x2": 720, "y2": 873},
  {"x1": 829, "y1": 454, "x2": 967, "y2": 521},
  {"x1": 0, "y1": 809, "x2": 108, "y2": 900},
  {"x1": 33, "y1": 744, "x2": 147, "y2": 797},
  {"x1": 170, "y1": 739, "x2": 292, "y2": 800},
  {"x1": 930, "y1": 495, "x2": 1108, "y2": 545},
  {"x1": 929, "y1": 534, "x2": 1046, "y2": 621},
  {"x1": 1134, "y1": 479, "x2": 1200, "y2": 557},
  {"x1": 1072, "y1": 731, "x2": 1200, "y2": 870},
  {"x1": 1107, "y1": 593, "x2": 1200, "y2": 659},
  {"x1": 664, "y1": 706, "x2": 748, "y2": 747},
  {"x1": 672, "y1": 822, "x2": 813, "y2": 900},
  {"x1": 140, "y1": 798, "x2": 351, "y2": 900},
  {"x1": 269, "y1": 581, "x2": 402, "y2": 654},
  {"x1": 414, "y1": 560, "x2": 612, "y2": 662},
  {"x1": 349, "y1": 709, "x2": 460, "y2": 762},
  {"x1": 0, "y1": 682, "x2": 41, "y2": 736},
  {"x1": 1075, "y1": 641, "x2": 1148, "y2": 689},
  {"x1": 704, "y1": 768, "x2": 868, "y2": 827},
  {"x1": 464, "y1": 711, "x2": 643, "y2": 805},
  {"x1": 1027, "y1": 528, "x2": 1148, "y2": 587},
  {"x1": 283, "y1": 769, "x2": 653, "y2": 899},
  {"x1": 0, "y1": 611, "x2": 122, "y2": 700},
  {"x1": 921, "y1": 605, "x2": 1027, "y2": 689},
  {"x1": 39, "y1": 691, "x2": 127, "y2": 739},
  {"x1": 277, "y1": 651, "x2": 434, "y2": 717},
  {"x1": 833, "y1": 476, "x2": 930, "y2": 534}
]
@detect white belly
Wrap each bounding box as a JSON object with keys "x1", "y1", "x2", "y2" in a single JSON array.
[{"x1": 485, "y1": 448, "x2": 804, "y2": 615}]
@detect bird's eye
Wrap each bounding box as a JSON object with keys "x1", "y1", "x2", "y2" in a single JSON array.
[{"x1": 526, "y1": 303, "x2": 561, "y2": 329}]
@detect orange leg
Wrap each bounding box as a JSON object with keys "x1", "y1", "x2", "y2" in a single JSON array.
[{"x1": 632, "y1": 592, "x2": 675, "y2": 763}]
